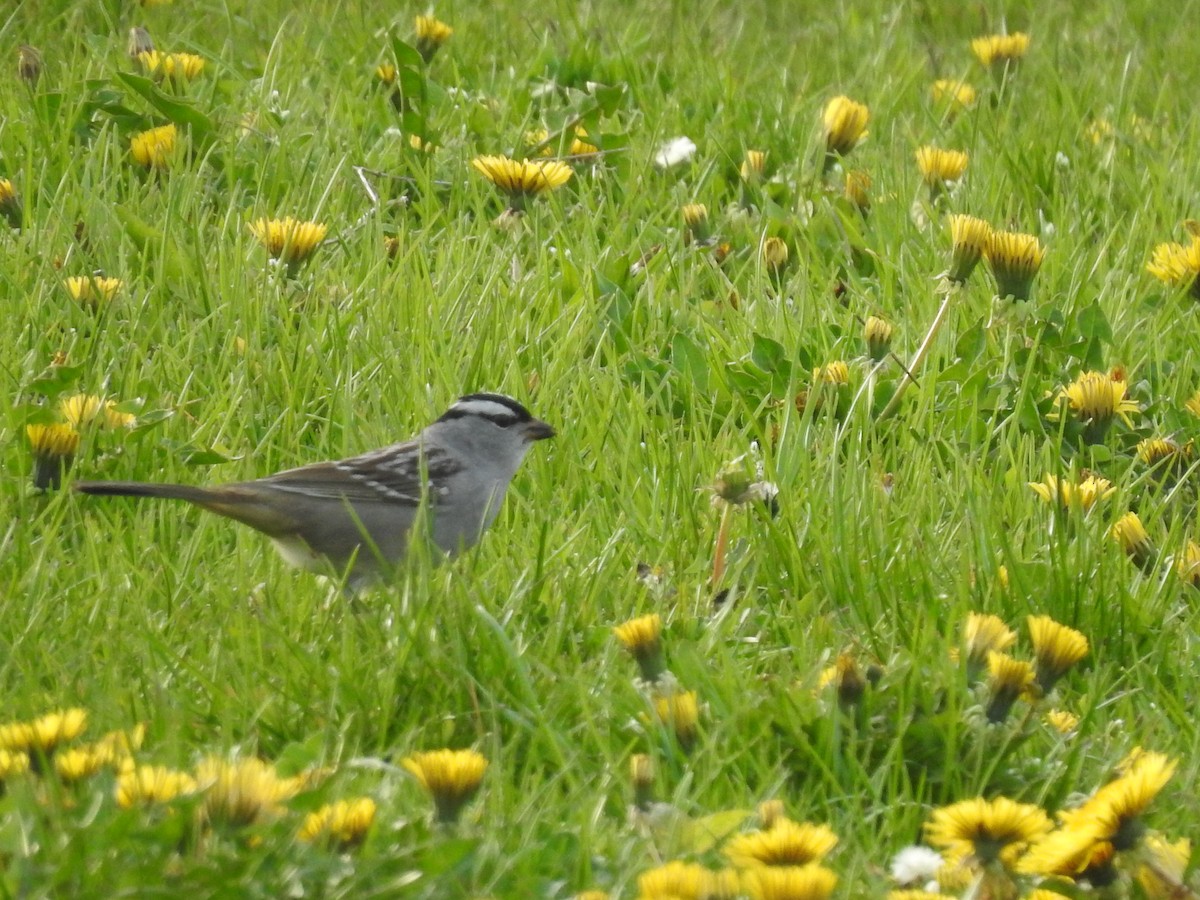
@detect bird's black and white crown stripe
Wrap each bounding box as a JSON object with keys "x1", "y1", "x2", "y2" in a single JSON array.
[{"x1": 437, "y1": 393, "x2": 533, "y2": 427}]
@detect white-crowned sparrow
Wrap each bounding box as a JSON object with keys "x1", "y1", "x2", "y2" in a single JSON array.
[{"x1": 74, "y1": 393, "x2": 555, "y2": 588}]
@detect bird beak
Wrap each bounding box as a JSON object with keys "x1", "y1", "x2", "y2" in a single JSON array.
[{"x1": 523, "y1": 419, "x2": 556, "y2": 442}]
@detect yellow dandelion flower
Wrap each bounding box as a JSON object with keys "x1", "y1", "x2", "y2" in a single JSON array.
[
  {"x1": 1060, "y1": 752, "x2": 1176, "y2": 850},
  {"x1": 864, "y1": 316, "x2": 894, "y2": 363},
  {"x1": 681, "y1": 203, "x2": 711, "y2": 244},
  {"x1": 1186, "y1": 389, "x2": 1200, "y2": 419},
  {"x1": 1027, "y1": 472, "x2": 1114, "y2": 511},
  {"x1": 196, "y1": 757, "x2": 299, "y2": 827},
  {"x1": 653, "y1": 691, "x2": 700, "y2": 749},
  {"x1": 963, "y1": 613, "x2": 1017, "y2": 670},
  {"x1": 844, "y1": 169, "x2": 872, "y2": 211},
  {"x1": 137, "y1": 50, "x2": 205, "y2": 82},
  {"x1": 248, "y1": 217, "x2": 328, "y2": 267},
  {"x1": 59, "y1": 394, "x2": 136, "y2": 429},
  {"x1": 762, "y1": 237, "x2": 789, "y2": 272},
  {"x1": 930, "y1": 79, "x2": 976, "y2": 111},
  {"x1": 1177, "y1": 540, "x2": 1200, "y2": 588},
  {"x1": 1018, "y1": 823, "x2": 1114, "y2": 879},
  {"x1": 915, "y1": 146, "x2": 969, "y2": 188},
  {"x1": 0, "y1": 750, "x2": 30, "y2": 780},
  {"x1": 130, "y1": 123, "x2": 176, "y2": 169},
  {"x1": 414, "y1": 14, "x2": 453, "y2": 63},
  {"x1": 1146, "y1": 237, "x2": 1200, "y2": 297},
  {"x1": 813, "y1": 361, "x2": 850, "y2": 385},
  {"x1": 724, "y1": 819, "x2": 839, "y2": 867},
  {"x1": 741, "y1": 149, "x2": 767, "y2": 181},
  {"x1": 374, "y1": 63, "x2": 397, "y2": 85},
  {"x1": 1026, "y1": 615, "x2": 1088, "y2": 692},
  {"x1": 971, "y1": 33, "x2": 1031, "y2": 67},
  {"x1": 614, "y1": 613, "x2": 665, "y2": 681},
  {"x1": 298, "y1": 797, "x2": 377, "y2": 850},
  {"x1": 1059, "y1": 370, "x2": 1138, "y2": 440},
  {"x1": 116, "y1": 764, "x2": 197, "y2": 808},
  {"x1": 985, "y1": 652, "x2": 1035, "y2": 724},
  {"x1": 823, "y1": 95, "x2": 869, "y2": 157},
  {"x1": 947, "y1": 214, "x2": 992, "y2": 283},
  {"x1": 402, "y1": 748, "x2": 488, "y2": 823},
  {"x1": 985, "y1": 229, "x2": 1044, "y2": 301},
  {"x1": 925, "y1": 796, "x2": 1051, "y2": 866},
  {"x1": 637, "y1": 860, "x2": 715, "y2": 899},
  {"x1": 0, "y1": 177, "x2": 22, "y2": 228},
  {"x1": 54, "y1": 746, "x2": 107, "y2": 783},
  {"x1": 743, "y1": 864, "x2": 838, "y2": 900},
  {"x1": 1137, "y1": 437, "x2": 1193, "y2": 470},
  {"x1": 1044, "y1": 709, "x2": 1079, "y2": 734},
  {"x1": 471, "y1": 155, "x2": 572, "y2": 211},
  {"x1": 26, "y1": 423, "x2": 81, "y2": 490},
  {"x1": 64, "y1": 275, "x2": 123, "y2": 309},
  {"x1": 1136, "y1": 834, "x2": 1191, "y2": 898},
  {"x1": 1111, "y1": 511, "x2": 1154, "y2": 569}
]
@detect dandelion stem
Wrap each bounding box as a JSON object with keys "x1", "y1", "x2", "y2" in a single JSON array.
[
  {"x1": 878, "y1": 290, "x2": 952, "y2": 420},
  {"x1": 712, "y1": 502, "x2": 733, "y2": 588}
]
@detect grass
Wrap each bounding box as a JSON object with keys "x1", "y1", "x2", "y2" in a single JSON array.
[{"x1": 1, "y1": 0, "x2": 1199, "y2": 896}]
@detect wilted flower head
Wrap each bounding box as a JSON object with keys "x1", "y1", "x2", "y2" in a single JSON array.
[
  {"x1": 946, "y1": 214, "x2": 992, "y2": 283},
  {"x1": 116, "y1": 764, "x2": 198, "y2": 808},
  {"x1": 1146, "y1": 235, "x2": 1200, "y2": 298},
  {"x1": 971, "y1": 32, "x2": 1031, "y2": 67},
  {"x1": 817, "y1": 652, "x2": 868, "y2": 705},
  {"x1": 985, "y1": 229, "x2": 1044, "y2": 301},
  {"x1": 65, "y1": 275, "x2": 123, "y2": 309},
  {"x1": 823, "y1": 95, "x2": 869, "y2": 158},
  {"x1": 26, "y1": 424, "x2": 81, "y2": 490},
  {"x1": 298, "y1": 797, "x2": 377, "y2": 850},
  {"x1": 984, "y1": 652, "x2": 1035, "y2": 723},
  {"x1": 613, "y1": 613, "x2": 665, "y2": 681},
  {"x1": 414, "y1": 14, "x2": 453, "y2": 63},
  {"x1": 127, "y1": 27, "x2": 154, "y2": 60},
  {"x1": 762, "y1": 236, "x2": 789, "y2": 272},
  {"x1": 1027, "y1": 615, "x2": 1088, "y2": 693},
  {"x1": 130, "y1": 123, "x2": 176, "y2": 170},
  {"x1": 1027, "y1": 472, "x2": 1114, "y2": 511},
  {"x1": 915, "y1": 146, "x2": 968, "y2": 193},
  {"x1": 402, "y1": 748, "x2": 488, "y2": 823},
  {"x1": 0, "y1": 177, "x2": 22, "y2": 229},
  {"x1": 1059, "y1": 371, "x2": 1138, "y2": 442},
  {"x1": 629, "y1": 753, "x2": 654, "y2": 810},
  {"x1": 249, "y1": 217, "x2": 328, "y2": 268},
  {"x1": 137, "y1": 50, "x2": 205, "y2": 83},
  {"x1": 930, "y1": 79, "x2": 976, "y2": 112},
  {"x1": 1112, "y1": 511, "x2": 1154, "y2": 569},
  {"x1": 17, "y1": 45, "x2": 41, "y2": 86},
  {"x1": 472, "y1": 155, "x2": 572, "y2": 211}
]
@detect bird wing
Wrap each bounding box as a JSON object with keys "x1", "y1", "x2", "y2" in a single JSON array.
[{"x1": 254, "y1": 441, "x2": 464, "y2": 505}]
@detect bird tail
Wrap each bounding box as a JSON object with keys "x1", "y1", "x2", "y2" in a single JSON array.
[{"x1": 73, "y1": 481, "x2": 216, "y2": 504}]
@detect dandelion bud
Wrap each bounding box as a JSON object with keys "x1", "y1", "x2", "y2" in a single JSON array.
[
  {"x1": 127, "y1": 27, "x2": 154, "y2": 60},
  {"x1": 985, "y1": 229, "x2": 1045, "y2": 302},
  {"x1": 1112, "y1": 512, "x2": 1155, "y2": 571},
  {"x1": 681, "y1": 203, "x2": 711, "y2": 244},
  {"x1": 414, "y1": 15, "x2": 453, "y2": 64},
  {"x1": 984, "y1": 652, "x2": 1035, "y2": 723},
  {"x1": 823, "y1": 95, "x2": 869, "y2": 159},
  {"x1": 740, "y1": 149, "x2": 767, "y2": 182},
  {"x1": 1027, "y1": 615, "x2": 1088, "y2": 695},
  {"x1": 629, "y1": 753, "x2": 654, "y2": 811},
  {"x1": 762, "y1": 236, "x2": 789, "y2": 273},
  {"x1": 947, "y1": 214, "x2": 992, "y2": 284},
  {"x1": 0, "y1": 178, "x2": 23, "y2": 229},
  {"x1": 843, "y1": 169, "x2": 872, "y2": 212},
  {"x1": 613, "y1": 614, "x2": 666, "y2": 682},
  {"x1": 27, "y1": 424, "x2": 80, "y2": 490},
  {"x1": 863, "y1": 316, "x2": 893, "y2": 363}
]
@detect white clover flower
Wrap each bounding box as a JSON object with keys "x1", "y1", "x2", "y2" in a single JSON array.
[
  {"x1": 890, "y1": 845, "x2": 943, "y2": 888},
  {"x1": 654, "y1": 136, "x2": 696, "y2": 168}
]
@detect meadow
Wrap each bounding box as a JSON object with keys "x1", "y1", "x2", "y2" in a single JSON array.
[{"x1": 1, "y1": 0, "x2": 1198, "y2": 896}]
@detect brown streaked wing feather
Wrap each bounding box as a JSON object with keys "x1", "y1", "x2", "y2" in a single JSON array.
[{"x1": 255, "y1": 442, "x2": 463, "y2": 504}]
